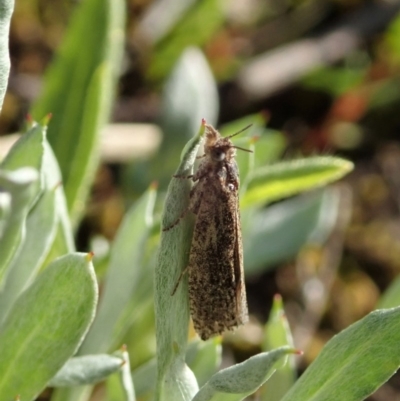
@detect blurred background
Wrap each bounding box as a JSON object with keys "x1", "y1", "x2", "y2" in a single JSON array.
[{"x1": 2, "y1": 0, "x2": 400, "y2": 399}]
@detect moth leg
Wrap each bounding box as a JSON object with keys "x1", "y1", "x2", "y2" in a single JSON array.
[
  {"x1": 171, "y1": 267, "x2": 188, "y2": 295},
  {"x1": 173, "y1": 174, "x2": 193, "y2": 179},
  {"x1": 196, "y1": 154, "x2": 206, "y2": 159}
]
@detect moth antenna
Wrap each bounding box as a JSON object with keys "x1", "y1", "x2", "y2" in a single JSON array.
[
  {"x1": 226, "y1": 124, "x2": 253, "y2": 139},
  {"x1": 233, "y1": 146, "x2": 253, "y2": 153}
]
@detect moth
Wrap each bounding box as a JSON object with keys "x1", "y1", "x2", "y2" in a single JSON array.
[{"x1": 165, "y1": 121, "x2": 251, "y2": 340}]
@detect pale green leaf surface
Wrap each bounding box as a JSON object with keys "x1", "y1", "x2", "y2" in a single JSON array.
[
  {"x1": 0, "y1": 0, "x2": 14, "y2": 112},
  {"x1": 0, "y1": 122, "x2": 44, "y2": 172},
  {"x1": 186, "y1": 338, "x2": 222, "y2": 387},
  {"x1": 138, "y1": 0, "x2": 196, "y2": 44},
  {"x1": 131, "y1": 355, "x2": 156, "y2": 399},
  {"x1": 0, "y1": 123, "x2": 46, "y2": 203},
  {"x1": 261, "y1": 296, "x2": 296, "y2": 401},
  {"x1": 155, "y1": 48, "x2": 218, "y2": 184},
  {"x1": 64, "y1": 63, "x2": 111, "y2": 223},
  {"x1": 0, "y1": 253, "x2": 98, "y2": 401},
  {"x1": 243, "y1": 188, "x2": 340, "y2": 275},
  {"x1": 162, "y1": 47, "x2": 218, "y2": 138},
  {"x1": 0, "y1": 188, "x2": 57, "y2": 322},
  {"x1": 263, "y1": 296, "x2": 294, "y2": 352},
  {"x1": 376, "y1": 275, "x2": 400, "y2": 309},
  {"x1": 131, "y1": 337, "x2": 221, "y2": 399},
  {"x1": 280, "y1": 308, "x2": 400, "y2": 401},
  {"x1": 48, "y1": 355, "x2": 123, "y2": 387},
  {"x1": 148, "y1": 0, "x2": 225, "y2": 80},
  {"x1": 0, "y1": 191, "x2": 11, "y2": 235},
  {"x1": 42, "y1": 141, "x2": 75, "y2": 257},
  {"x1": 0, "y1": 168, "x2": 39, "y2": 279},
  {"x1": 154, "y1": 124, "x2": 204, "y2": 401},
  {"x1": 53, "y1": 187, "x2": 155, "y2": 401},
  {"x1": 193, "y1": 347, "x2": 294, "y2": 401},
  {"x1": 79, "y1": 185, "x2": 156, "y2": 354},
  {"x1": 242, "y1": 157, "x2": 353, "y2": 208},
  {"x1": 31, "y1": 0, "x2": 125, "y2": 224},
  {"x1": 114, "y1": 347, "x2": 136, "y2": 401}
]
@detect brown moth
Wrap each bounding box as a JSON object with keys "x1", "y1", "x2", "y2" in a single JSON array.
[{"x1": 165, "y1": 120, "x2": 250, "y2": 340}]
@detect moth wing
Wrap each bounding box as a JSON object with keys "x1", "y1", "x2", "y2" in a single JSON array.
[{"x1": 188, "y1": 176, "x2": 248, "y2": 340}]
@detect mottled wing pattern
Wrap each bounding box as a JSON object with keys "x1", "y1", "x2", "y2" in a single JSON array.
[{"x1": 188, "y1": 163, "x2": 248, "y2": 340}]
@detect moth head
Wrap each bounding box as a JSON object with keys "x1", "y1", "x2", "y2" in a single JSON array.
[
  {"x1": 204, "y1": 125, "x2": 235, "y2": 162},
  {"x1": 209, "y1": 140, "x2": 235, "y2": 162},
  {"x1": 203, "y1": 123, "x2": 251, "y2": 162}
]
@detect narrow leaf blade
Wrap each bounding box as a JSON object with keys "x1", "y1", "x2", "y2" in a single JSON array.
[
  {"x1": 280, "y1": 308, "x2": 400, "y2": 401},
  {"x1": 48, "y1": 355, "x2": 123, "y2": 387},
  {"x1": 193, "y1": 347, "x2": 295, "y2": 401},
  {"x1": 242, "y1": 156, "x2": 353, "y2": 207}
]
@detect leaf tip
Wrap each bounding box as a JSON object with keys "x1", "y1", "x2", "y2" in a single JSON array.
[
  {"x1": 150, "y1": 181, "x2": 158, "y2": 190},
  {"x1": 250, "y1": 135, "x2": 260, "y2": 144},
  {"x1": 86, "y1": 251, "x2": 95, "y2": 261},
  {"x1": 25, "y1": 113, "x2": 35, "y2": 129},
  {"x1": 43, "y1": 112, "x2": 53, "y2": 125}
]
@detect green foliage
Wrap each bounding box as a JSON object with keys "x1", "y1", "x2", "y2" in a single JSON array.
[
  {"x1": 148, "y1": 0, "x2": 225, "y2": 81},
  {"x1": 3, "y1": 0, "x2": 400, "y2": 399},
  {"x1": 31, "y1": 0, "x2": 125, "y2": 226},
  {"x1": 261, "y1": 295, "x2": 296, "y2": 401},
  {"x1": 48, "y1": 355, "x2": 124, "y2": 387},
  {"x1": 280, "y1": 308, "x2": 400, "y2": 401},
  {"x1": 0, "y1": 253, "x2": 97, "y2": 400},
  {"x1": 301, "y1": 66, "x2": 366, "y2": 96},
  {"x1": 0, "y1": 124, "x2": 99, "y2": 400}
]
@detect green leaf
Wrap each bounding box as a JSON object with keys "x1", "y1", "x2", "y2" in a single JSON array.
[
  {"x1": 376, "y1": 275, "x2": 400, "y2": 309},
  {"x1": 146, "y1": 48, "x2": 218, "y2": 190},
  {"x1": 193, "y1": 347, "x2": 295, "y2": 401},
  {"x1": 280, "y1": 308, "x2": 400, "y2": 401},
  {"x1": 186, "y1": 338, "x2": 222, "y2": 387},
  {"x1": 0, "y1": 191, "x2": 11, "y2": 234},
  {"x1": 79, "y1": 184, "x2": 157, "y2": 354},
  {"x1": 131, "y1": 356, "x2": 156, "y2": 399},
  {"x1": 242, "y1": 156, "x2": 354, "y2": 208},
  {"x1": 48, "y1": 355, "x2": 123, "y2": 387},
  {"x1": 0, "y1": 188, "x2": 57, "y2": 323},
  {"x1": 154, "y1": 123, "x2": 204, "y2": 401},
  {"x1": 148, "y1": 0, "x2": 225, "y2": 81},
  {"x1": 0, "y1": 168, "x2": 39, "y2": 279},
  {"x1": 301, "y1": 66, "x2": 366, "y2": 96},
  {"x1": 242, "y1": 188, "x2": 341, "y2": 275},
  {"x1": 113, "y1": 347, "x2": 136, "y2": 401},
  {"x1": 161, "y1": 47, "x2": 218, "y2": 147},
  {"x1": 261, "y1": 295, "x2": 296, "y2": 401},
  {"x1": 0, "y1": 252, "x2": 98, "y2": 401},
  {"x1": 1, "y1": 122, "x2": 46, "y2": 201},
  {"x1": 31, "y1": 0, "x2": 125, "y2": 225},
  {"x1": 41, "y1": 141, "x2": 75, "y2": 258},
  {"x1": 131, "y1": 337, "x2": 221, "y2": 399},
  {"x1": 384, "y1": 12, "x2": 400, "y2": 66},
  {"x1": 0, "y1": 0, "x2": 14, "y2": 112}
]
